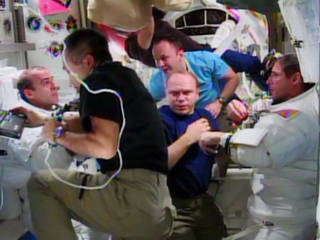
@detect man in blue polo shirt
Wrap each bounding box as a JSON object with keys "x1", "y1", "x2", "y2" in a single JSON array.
[
  {"x1": 159, "y1": 72, "x2": 226, "y2": 240},
  {"x1": 150, "y1": 34, "x2": 239, "y2": 120}
]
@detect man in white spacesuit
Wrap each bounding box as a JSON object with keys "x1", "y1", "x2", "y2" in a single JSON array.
[
  {"x1": 0, "y1": 66, "x2": 73, "y2": 237},
  {"x1": 199, "y1": 54, "x2": 318, "y2": 240},
  {"x1": 12, "y1": 66, "x2": 72, "y2": 171}
]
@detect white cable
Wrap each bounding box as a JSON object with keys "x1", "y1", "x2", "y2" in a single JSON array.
[
  {"x1": 43, "y1": 48, "x2": 126, "y2": 190},
  {"x1": 223, "y1": 223, "x2": 264, "y2": 240},
  {"x1": 44, "y1": 86, "x2": 125, "y2": 190},
  {"x1": 9, "y1": 5, "x2": 126, "y2": 190}
]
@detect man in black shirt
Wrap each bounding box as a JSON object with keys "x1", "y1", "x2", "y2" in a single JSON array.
[{"x1": 25, "y1": 28, "x2": 175, "y2": 240}]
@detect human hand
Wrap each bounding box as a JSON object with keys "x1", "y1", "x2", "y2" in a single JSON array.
[
  {"x1": 137, "y1": 15, "x2": 155, "y2": 49},
  {"x1": 10, "y1": 106, "x2": 48, "y2": 127},
  {"x1": 226, "y1": 100, "x2": 249, "y2": 125},
  {"x1": 205, "y1": 100, "x2": 223, "y2": 118},
  {"x1": 184, "y1": 118, "x2": 211, "y2": 144},
  {"x1": 42, "y1": 118, "x2": 62, "y2": 144},
  {"x1": 199, "y1": 131, "x2": 225, "y2": 154}
]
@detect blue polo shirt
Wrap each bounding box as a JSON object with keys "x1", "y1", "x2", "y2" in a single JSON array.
[
  {"x1": 159, "y1": 105, "x2": 219, "y2": 198},
  {"x1": 149, "y1": 50, "x2": 230, "y2": 108}
]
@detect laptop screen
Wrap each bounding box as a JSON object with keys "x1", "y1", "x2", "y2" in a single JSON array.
[{"x1": 0, "y1": 109, "x2": 25, "y2": 139}]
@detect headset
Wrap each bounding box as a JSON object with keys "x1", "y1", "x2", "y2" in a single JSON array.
[{"x1": 43, "y1": 45, "x2": 126, "y2": 190}]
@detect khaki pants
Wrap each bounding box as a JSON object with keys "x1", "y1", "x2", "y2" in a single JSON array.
[
  {"x1": 216, "y1": 107, "x2": 233, "y2": 177},
  {"x1": 169, "y1": 193, "x2": 226, "y2": 240},
  {"x1": 27, "y1": 168, "x2": 176, "y2": 240}
]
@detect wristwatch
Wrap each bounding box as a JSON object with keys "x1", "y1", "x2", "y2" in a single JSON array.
[
  {"x1": 217, "y1": 95, "x2": 227, "y2": 104},
  {"x1": 52, "y1": 126, "x2": 64, "y2": 145}
]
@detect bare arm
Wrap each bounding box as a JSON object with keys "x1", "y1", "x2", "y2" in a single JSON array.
[
  {"x1": 10, "y1": 106, "x2": 49, "y2": 127},
  {"x1": 168, "y1": 133, "x2": 194, "y2": 169},
  {"x1": 137, "y1": 16, "x2": 155, "y2": 49},
  {"x1": 205, "y1": 68, "x2": 239, "y2": 117},
  {"x1": 200, "y1": 108, "x2": 316, "y2": 170},
  {"x1": 43, "y1": 116, "x2": 119, "y2": 160},
  {"x1": 168, "y1": 118, "x2": 210, "y2": 169}
]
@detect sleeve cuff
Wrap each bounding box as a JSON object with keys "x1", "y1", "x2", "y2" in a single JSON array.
[
  {"x1": 230, "y1": 146, "x2": 239, "y2": 163},
  {"x1": 219, "y1": 133, "x2": 232, "y2": 147}
]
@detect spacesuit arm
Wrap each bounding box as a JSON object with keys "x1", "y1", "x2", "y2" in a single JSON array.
[
  {"x1": 11, "y1": 106, "x2": 48, "y2": 127},
  {"x1": 229, "y1": 113, "x2": 313, "y2": 168},
  {"x1": 226, "y1": 128, "x2": 271, "y2": 168}
]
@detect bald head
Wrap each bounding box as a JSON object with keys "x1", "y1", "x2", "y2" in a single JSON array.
[
  {"x1": 17, "y1": 66, "x2": 59, "y2": 110},
  {"x1": 166, "y1": 72, "x2": 199, "y2": 115},
  {"x1": 167, "y1": 72, "x2": 198, "y2": 89}
]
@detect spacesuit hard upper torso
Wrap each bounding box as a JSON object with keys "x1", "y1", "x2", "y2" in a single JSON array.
[
  {"x1": 0, "y1": 99, "x2": 73, "y2": 234},
  {"x1": 1, "y1": 99, "x2": 72, "y2": 188},
  {"x1": 230, "y1": 85, "x2": 318, "y2": 239}
]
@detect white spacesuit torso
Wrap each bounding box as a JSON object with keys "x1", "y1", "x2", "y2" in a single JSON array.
[
  {"x1": 0, "y1": 95, "x2": 72, "y2": 232},
  {"x1": 230, "y1": 85, "x2": 319, "y2": 240},
  {"x1": 2, "y1": 99, "x2": 72, "y2": 185}
]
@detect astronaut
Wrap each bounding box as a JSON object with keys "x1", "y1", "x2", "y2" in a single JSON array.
[
  {"x1": 0, "y1": 66, "x2": 73, "y2": 238},
  {"x1": 199, "y1": 54, "x2": 318, "y2": 240},
  {"x1": 6, "y1": 66, "x2": 72, "y2": 174}
]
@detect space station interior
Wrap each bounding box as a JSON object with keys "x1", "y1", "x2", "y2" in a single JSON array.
[{"x1": 0, "y1": 0, "x2": 319, "y2": 240}]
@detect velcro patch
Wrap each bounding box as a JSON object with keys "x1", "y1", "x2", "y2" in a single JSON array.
[{"x1": 271, "y1": 109, "x2": 300, "y2": 119}]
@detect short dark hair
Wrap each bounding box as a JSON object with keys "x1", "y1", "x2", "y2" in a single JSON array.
[
  {"x1": 64, "y1": 28, "x2": 113, "y2": 65},
  {"x1": 153, "y1": 34, "x2": 184, "y2": 51},
  {"x1": 17, "y1": 75, "x2": 33, "y2": 91},
  {"x1": 276, "y1": 54, "x2": 315, "y2": 91},
  {"x1": 152, "y1": 7, "x2": 166, "y2": 20},
  {"x1": 276, "y1": 54, "x2": 301, "y2": 79}
]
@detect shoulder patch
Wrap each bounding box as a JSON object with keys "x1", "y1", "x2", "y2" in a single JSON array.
[{"x1": 271, "y1": 109, "x2": 300, "y2": 119}]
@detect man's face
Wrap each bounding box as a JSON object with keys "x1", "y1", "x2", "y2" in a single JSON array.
[
  {"x1": 166, "y1": 73, "x2": 199, "y2": 115},
  {"x1": 153, "y1": 40, "x2": 185, "y2": 75},
  {"x1": 26, "y1": 68, "x2": 59, "y2": 110},
  {"x1": 267, "y1": 61, "x2": 291, "y2": 101},
  {"x1": 64, "y1": 52, "x2": 92, "y2": 90}
]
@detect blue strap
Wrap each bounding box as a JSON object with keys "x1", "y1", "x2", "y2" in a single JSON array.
[{"x1": 18, "y1": 89, "x2": 30, "y2": 103}]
